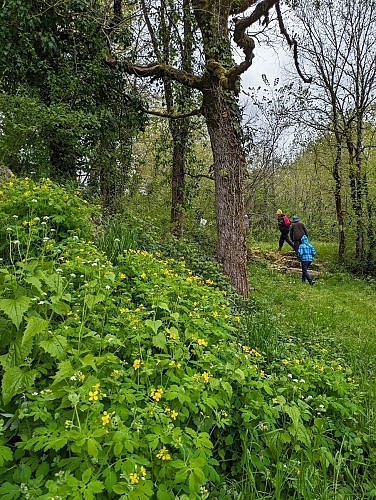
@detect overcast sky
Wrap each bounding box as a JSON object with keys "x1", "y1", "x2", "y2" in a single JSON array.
[{"x1": 241, "y1": 42, "x2": 292, "y2": 90}]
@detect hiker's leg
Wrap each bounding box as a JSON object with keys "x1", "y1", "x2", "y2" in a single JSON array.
[
  {"x1": 278, "y1": 233, "x2": 284, "y2": 250},
  {"x1": 302, "y1": 261, "x2": 313, "y2": 284},
  {"x1": 293, "y1": 240, "x2": 300, "y2": 256}
]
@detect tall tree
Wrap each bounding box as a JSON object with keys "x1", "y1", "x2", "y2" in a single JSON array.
[
  {"x1": 105, "y1": 0, "x2": 309, "y2": 296},
  {"x1": 0, "y1": 0, "x2": 146, "y2": 212}
]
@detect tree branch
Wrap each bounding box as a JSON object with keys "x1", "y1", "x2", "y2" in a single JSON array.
[
  {"x1": 103, "y1": 54, "x2": 204, "y2": 90},
  {"x1": 275, "y1": 0, "x2": 312, "y2": 84},
  {"x1": 228, "y1": 0, "x2": 278, "y2": 86},
  {"x1": 141, "y1": 106, "x2": 203, "y2": 119}
]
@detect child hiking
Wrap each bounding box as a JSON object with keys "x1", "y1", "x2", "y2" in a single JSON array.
[
  {"x1": 297, "y1": 235, "x2": 316, "y2": 286},
  {"x1": 276, "y1": 209, "x2": 294, "y2": 251}
]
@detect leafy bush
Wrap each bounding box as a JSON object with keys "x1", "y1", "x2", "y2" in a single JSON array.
[
  {"x1": 0, "y1": 176, "x2": 93, "y2": 263},
  {"x1": 0, "y1": 178, "x2": 374, "y2": 499}
]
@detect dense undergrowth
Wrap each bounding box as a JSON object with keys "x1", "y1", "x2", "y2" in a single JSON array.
[{"x1": 0, "y1": 177, "x2": 375, "y2": 499}]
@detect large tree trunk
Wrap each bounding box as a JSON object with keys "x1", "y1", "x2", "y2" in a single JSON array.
[{"x1": 202, "y1": 85, "x2": 249, "y2": 297}]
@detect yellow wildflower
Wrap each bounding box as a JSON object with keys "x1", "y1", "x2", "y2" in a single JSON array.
[
  {"x1": 197, "y1": 338, "x2": 208, "y2": 347},
  {"x1": 88, "y1": 391, "x2": 98, "y2": 401},
  {"x1": 101, "y1": 411, "x2": 111, "y2": 426},
  {"x1": 119, "y1": 273, "x2": 126, "y2": 279},
  {"x1": 93, "y1": 383, "x2": 100, "y2": 392},
  {"x1": 133, "y1": 359, "x2": 141, "y2": 370},
  {"x1": 78, "y1": 372, "x2": 85, "y2": 381},
  {"x1": 150, "y1": 388, "x2": 164, "y2": 401},
  {"x1": 272, "y1": 398, "x2": 278, "y2": 404},
  {"x1": 156, "y1": 447, "x2": 171, "y2": 460},
  {"x1": 202, "y1": 372, "x2": 210, "y2": 383},
  {"x1": 140, "y1": 466, "x2": 146, "y2": 479},
  {"x1": 129, "y1": 472, "x2": 139, "y2": 484},
  {"x1": 171, "y1": 410, "x2": 179, "y2": 420}
]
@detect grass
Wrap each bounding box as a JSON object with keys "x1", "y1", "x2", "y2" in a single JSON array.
[{"x1": 244, "y1": 243, "x2": 376, "y2": 446}]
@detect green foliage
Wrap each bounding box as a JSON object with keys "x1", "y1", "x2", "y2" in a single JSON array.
[
  {"x1": 0, "y1": 176, "x2": 93, "y2": 262},
  {"x1": 0, "y1": 178, "x2": 374, "y2": 498}
]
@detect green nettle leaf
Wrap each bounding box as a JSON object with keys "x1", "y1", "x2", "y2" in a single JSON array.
[
  {"x1": 3, "y1": 337, "x2": 32, "y2": 368},
  {"x1": 39, "y1": 335, "x2": 68, "y2": 359},
  {"x1": 157, "y1": 302, "x2": 170, "y2": 312},
  {"x1": 84, "y1": 293, "x2": 105, "y2": 310},
  {"x1": 0, "y1": 296, "x2": 32, "y2": 329},
  {"x1": 24, "y1": 277, "x2": 43, "y2": 294},
  {"x1": 152, "y1": 332, "x2": 167, "y2": 350},
  {"x1": 22, "y1": 316, "x2": 49, "y2": 345},
  {"x1": 52, "y1": 360, "x2": 74, "y2": 385},
  {"x1": 2, "y1": 366, "x2": 37, "y2": 404},
  {"x1": 145, "y1": 319, "x2": 162, "y2": 334}
]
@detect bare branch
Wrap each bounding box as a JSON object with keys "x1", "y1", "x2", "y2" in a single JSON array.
[
  {"x1": 275, "y1": 0, "x2": 312, "y2": 84},
  {"x1": 228, "y1": 0, "x2": 278, "y2": 85}
]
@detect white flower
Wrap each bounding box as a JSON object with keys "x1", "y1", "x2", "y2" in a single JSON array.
[
  {"x1": 56, "y1": 268, "x2": 63, "y2": 273},
  {"x1": 70, "y1": 273, "x2": 76, "y2": 278},
  {"x1": 319, "y1": 404, "x2": 325, "y2": 409},
  {"x1": 300, "y1": 379, "x2": 305, "y2": 383},
  {"x1": 70, "y1": 376, "x2": 77, "y2": 381},
  {"x1": 34, "y1": 217, "x2": 40, "y2": 221},
  {"x1": 108, "y1": 337, "x2": 114, "y2": 342},
  {"x1": 114, "y1": 238, "x2": 120, "y2": 242},
  {"x1": 32, "y1": 391, "x2": 38, "y2": 396},
  {"x1": 6, "y1": 227, "x2": 12, "y2": 231},
  {"x1": 73, "y1": 235, "x2": 79, "y2": 240},
  {"x1": 43, "y1": 216, "x2": 49, "y2": 220},
  {"x1": 43, "y1": 237, "x2": 49, "y2": 242},
  {"x1": 105, "y1": 285, "x2": 111, "y2": 290},
  {"x1": 13, "y1": 240, "x2": 20, "y2": 244},
  {"x1": 307, "y1": 395, "x2": 313, "y2": 400},
  {"x1": 293, "y1": 379, "x2": 298, "y2": 383},
  {"x1": 31, "y1": 199, "x2": 38, "y2": 202},
  {"x1": 92, "y1": 262, "x2": 97, "y2": 266},
  {"x1": 288, "y1": 373, "x2": 293, "y2": 378},
  {"x1": 50, "y1": 228, "x2": 56, "y2": 232},
  {"x1": 38, "y1": 301, "x2": 45, "y2": 305},
  {"x1": 41, "y1": 222, "x2": 47, "y2": 225},
  {"x1": 12, "y1": 215, "x2": 18, "y2": 219},
  {"x1": 200, "y1": 218, "x2": 207, "y2": 226}
]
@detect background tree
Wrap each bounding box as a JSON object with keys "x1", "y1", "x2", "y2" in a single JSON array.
[
  {"x1": 0, "y1": 0, "x2": 146, "y2": 213},
  {"x1": 293, "y1": 0, "x2": 376, "y2": 265}
]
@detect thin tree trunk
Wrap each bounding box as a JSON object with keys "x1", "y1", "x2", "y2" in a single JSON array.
[
  {"x1": 332, "y1": 143, "x2": 345, "y2": 263},
  {"x1": 170, "y1": 121, "x2": 189, "y2": 237},
  {"x1": 202, "y1": 85, "x2": 248, "y2": 297}
]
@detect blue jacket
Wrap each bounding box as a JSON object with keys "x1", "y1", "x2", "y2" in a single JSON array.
[{"x1": 297, "y1": 235, "x2": 316, "y2": 262}]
